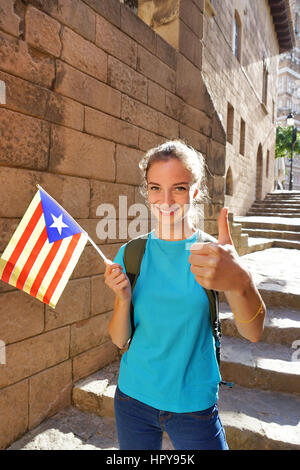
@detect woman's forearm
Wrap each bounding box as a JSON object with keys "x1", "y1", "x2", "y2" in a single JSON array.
[
  {"x1": 108, "y1": 296, "x2": 132, "y2": 349},
  {"x1": 224, "y1": 274, "x2": 266, "y2": 343}
]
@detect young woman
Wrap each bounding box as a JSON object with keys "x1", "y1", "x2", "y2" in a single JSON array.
[{"x1": 104, "y1": 140, "x2": 265, "y2": 450}]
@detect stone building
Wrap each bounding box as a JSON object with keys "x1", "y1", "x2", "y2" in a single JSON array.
[
  {"x1": 138, "y1": 0, "x2": 295, "y2": 217},
  {"x1": 277, "y1": 0, "x2": 300, "y2": 189},
  {"x1": 201, "y1": 0, "x2": 295, "y2": 213},
  {"x1": 0, "y1": 0, "x2": 295, "y2": 449}
]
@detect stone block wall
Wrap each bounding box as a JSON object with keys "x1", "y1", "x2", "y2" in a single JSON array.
[{"x1": 0, "y1": 0, "x2": 225, "y2": 448}]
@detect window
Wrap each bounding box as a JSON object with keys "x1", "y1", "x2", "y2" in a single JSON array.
[
  {"x1": 240, "y1": 118, "x2": 245, "y2": 155},
  {"x1": 262, "y1": 60, "x2": 268, "y2": 106},
  {"x1": 225, "y1": 167, "x2": 233, "y2": 196},
  {"x1": 266, "y1": 150, "x2": 270, "y2": 178},
  {"x1": 119, "y1": 0, "x2": 138, "y2": 13},
  {"x1": 206, "y1": 0, "x2": 217, "y2": 17},
  {"x1": 233, "y1": 11, "x2": 242, "y2": 62},
  {"x1": 226, "y1": 103, "x2": 234, "y2": 144}
]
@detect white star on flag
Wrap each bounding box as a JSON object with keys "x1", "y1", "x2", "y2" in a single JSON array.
[{"x1": 49, "y1": 213, "x2": 69, "y2": 235}]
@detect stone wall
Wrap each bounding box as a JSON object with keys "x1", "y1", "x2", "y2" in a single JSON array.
[{"x1": 0, "y1": 0, "x2": 227, "y2": 448}]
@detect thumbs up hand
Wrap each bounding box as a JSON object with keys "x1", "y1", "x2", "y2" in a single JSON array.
[
  {"x1": 217, "y1": 207, "x2": 233, "y2": 246},
  {"x1": 189, "y1": 208, "x2": 250, "y2": 293}
]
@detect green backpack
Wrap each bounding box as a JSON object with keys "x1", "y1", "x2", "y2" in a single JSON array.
[{"x1": 123, "y1": 231, "x2": 233, "y2": 388}]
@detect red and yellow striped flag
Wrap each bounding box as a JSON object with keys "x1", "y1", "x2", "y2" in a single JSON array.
[{"x1": 0, "y1": 186, "x2": 88, "y2": 308}]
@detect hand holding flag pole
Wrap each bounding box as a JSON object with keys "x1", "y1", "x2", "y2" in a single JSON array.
[{"x1": 0, "y1": 185, "x2": 112, "y2": 309}]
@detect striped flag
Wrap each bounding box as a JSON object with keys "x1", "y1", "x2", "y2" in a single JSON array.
[{"x1": 0, "y1": 186, "x2": 88, "y2": 308}]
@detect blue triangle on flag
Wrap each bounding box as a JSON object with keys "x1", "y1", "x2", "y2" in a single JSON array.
[{"x1": 39, "y1": 189, "x2": 82, "y2": 243}]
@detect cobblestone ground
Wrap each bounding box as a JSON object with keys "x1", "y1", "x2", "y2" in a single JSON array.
[{"x1": 8, "y1": 247, "x2": 300, "y2": 450}]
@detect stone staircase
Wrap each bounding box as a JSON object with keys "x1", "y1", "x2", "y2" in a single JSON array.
[
  {"x1": 8, "y1": 248, "x2": 300, "y2": 450},
  {"x1": 247, "y1": 191, "x2": 300, "y2": 218},
  {"x1": 218, "y1": 305, "x2": 300, "y2": 449},
  {"x1": 234, "y1": 191, "x2": 300, "y2": 253},
  {"x1": 69, "y1": 248, "x2": 300, "y2": 450}
]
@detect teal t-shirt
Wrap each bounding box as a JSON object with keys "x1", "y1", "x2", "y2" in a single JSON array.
[{"x1": 113, "y1": 229, "x2": 221, "y2": 412}]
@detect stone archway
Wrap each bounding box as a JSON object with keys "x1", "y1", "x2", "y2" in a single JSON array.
[{"x1": 256, "y1": 144, "x2": 263, "y2": 200}]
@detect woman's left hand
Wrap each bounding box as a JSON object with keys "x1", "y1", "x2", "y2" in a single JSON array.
[{"x1": 188, "y1": 208, "x2": 251, "y2": 293}]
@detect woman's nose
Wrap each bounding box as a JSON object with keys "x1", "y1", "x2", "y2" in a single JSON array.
[{"x1": 162, "y1": 190, "x2": 174, "y2": 206}]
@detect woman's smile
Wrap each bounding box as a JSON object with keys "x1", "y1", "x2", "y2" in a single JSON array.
[{"x1": 157, "y1": 206, "x2": 180, "y2": 216}]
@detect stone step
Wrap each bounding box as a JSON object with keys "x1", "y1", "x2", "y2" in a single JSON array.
[
  {"x1": 252, "y1": 203, "x2": 300, "y2": 209},
  {"x1": 246, "y1": 286, "x2": 300, "y2": 309},
  {"x1": 7, "y1": 407, "x2": 120, "y2": 450},
  {"x1": 265, "y1": 195, "x2": 300, "y2": 198},
  {"x1": 264, "y1": 200, "x2": 300, "y2": 204},
  {"x1": 9, "y1": 378, "x2": 300, "y2": 450},
  {"x1": 73, "y1": 331, "x2": 300, "y2": 406},
  {"x1": 71, "y1": 358, "x2": 300, "y2": 450},
  {"x1": 235, "y1": 215, "x2": 300, "y2": 223},
  {"x1": 6, "y1": 404, "x2": 174, "y2": 450},
  {"x1": 248, "y1": 206, "x2": 300, "y2": 212},
  {"x1": 238, "y1": 247, "x2": 300, "y2": 309},
  {"x1": 242, "y1": 228, "x2": 300, "y2": 241},
  {"x1": 259, "y1": 288, "x2": 300, "y2": 310},
  {"x1": 240, "y1": 237, "x2": 273, "y2": 255},
  {"x1": 220, "y1": 335, "x2": 300, "y2": 395},
  {"x1": 264, "y1": 196, "x2": 300, "y2": 200},
  {"x1": 247, "y1": 212, "x2": 300, "y2": 218},
  {"x1": 265, "y1": 190, "x2": 300, "y2": 196},
  {"x1": 248, "y1": 213, "x2": 300, "y2": 218},
  {"x1": 242, "y1": 233, "x2": 300, "y2": 249},
  {"x1": 255, "y1": 197, "x2": 300, "y2": 202},
  {"x1": 71, "y1": 361, "x2": 300, "y2": 450},
  {"x1": 220, "y1": 303, "x2": 300, "y2": 347},
  {"x1": 263, "y1": 201, "x2": 300, "y2": 205},
  {"x1": 237, "y1": 220, "x2": 300, "y2": 232},
  {"x1": 218, "y1": 385, "x2": 300, "y2": 450},
  {"x1": 265, "y1": 192, "x2": 300, "y2": 196},
  {"x1": 264, "y1": 197, "x2": 300, "y2": 202},
  {"x1": 71, "y1": 362, "x2": 174, "y2": 449},
  {"x1": 272, "y1": 239, "x2": 300, "y2": 249},
  {"x1": 72, "y1": 361, "x2": 119, "y2": 418}
]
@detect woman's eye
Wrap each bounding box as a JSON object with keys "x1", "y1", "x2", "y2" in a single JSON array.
[
  {"x1": 149, "y1": 186, "x2": 160, "y2": 191},
  {"x1": 175, "y1": 186, "x2": 187, "y2": 192}
]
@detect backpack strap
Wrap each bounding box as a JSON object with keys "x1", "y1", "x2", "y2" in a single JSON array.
[
  {"x1": 196, "y1": 232, "x2": 221, "y2": 363},
  {"x1": 123, "y1": 234, "x2": 149, "y2": 344},
  {"x1": 197, "y1": 231, "x2": 233, "y2": 387}
]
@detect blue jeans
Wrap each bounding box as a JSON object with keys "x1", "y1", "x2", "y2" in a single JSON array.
[{"x1": 114, "y1": 386, "x2": 229, "y2": 450}]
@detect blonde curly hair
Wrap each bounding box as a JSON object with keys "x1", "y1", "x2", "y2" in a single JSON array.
[{"x1": 138, "y1": 140, "x2": 209, "y2": 206}]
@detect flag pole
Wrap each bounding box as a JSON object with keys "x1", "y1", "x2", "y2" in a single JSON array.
[
  {"x1": 86, "y1": 235, "x2": 113, "y2": 265},
  {"x1": 36, "y1": 184, "x2": 112, "y2": 265}
]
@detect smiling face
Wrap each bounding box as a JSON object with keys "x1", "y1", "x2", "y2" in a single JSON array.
[{"x1": 146, "y1": 157, "x2": 199, "y2": 237}]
